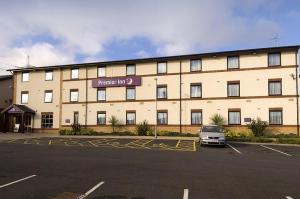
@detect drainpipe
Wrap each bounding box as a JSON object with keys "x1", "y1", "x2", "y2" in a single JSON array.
[
  {"x1": 85, "y1": 65, "x2": 88, "y2": 129},
  {"x1": 296, "y1": 50, "x2": 299, "y2": 136},
  {"x1": 179, "y1": 61, "x2": 182, "y2": 134}
]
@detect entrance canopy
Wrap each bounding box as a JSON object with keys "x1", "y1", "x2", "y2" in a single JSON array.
[{"x1": 1, "y1": 104, "x2": 35, "y2": 115}]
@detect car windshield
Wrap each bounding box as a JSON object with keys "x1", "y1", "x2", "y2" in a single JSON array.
[{"x1": 202, "y1": 126, "x2": 222, "y2": 133}]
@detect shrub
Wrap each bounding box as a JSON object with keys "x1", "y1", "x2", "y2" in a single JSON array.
[
  {"x1": 209, "y1": 114, "x2": 226, "y2": 127},
  {"x1": 136, "y1": 120, "x2": 153, "y2": 136},
  {"x1": 71, "y1": 123, "x2": 81, "y2": 134},
  {"x1": 225, "y1": 129, "x2": 254, "y2": 138},
  {"x1": 108, "y1": 116, "x2": 122, "y2": 133},
  {"x1": 247, "y1": 118, "x2": 268, "y2": 137}
]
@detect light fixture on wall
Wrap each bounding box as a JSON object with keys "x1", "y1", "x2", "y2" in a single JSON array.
[{"x1": 290, "y1": 73, "x2": 296, "y2": 80}]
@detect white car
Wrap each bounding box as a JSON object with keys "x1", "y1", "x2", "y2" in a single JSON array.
[{"x1": 199, "y1": 125, "x2": 226, "y2": 146}]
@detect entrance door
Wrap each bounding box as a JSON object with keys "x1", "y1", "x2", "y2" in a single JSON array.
[{"x1": 24, "y1": 115, "x2": 32, "y2": 133}]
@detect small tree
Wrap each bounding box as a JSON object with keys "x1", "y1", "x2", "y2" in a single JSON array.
[
  {"x1": 247, "y1": 118, "x2": 268, "y2": 137},
  {"x1": 108, "y1": 116, "x2": 122, "y2": 133},
  {"x1": 209, "y1": 114, "x2": 226, "y2": 127},
  {"x1": 136, "y1": 120, "x2": 153, "y2": 136},
  {"x1": 71, "y1": 123, "x2": 81, "y2": 134}
]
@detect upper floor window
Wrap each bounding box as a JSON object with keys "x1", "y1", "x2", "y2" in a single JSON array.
[
  {"x1": 268, "y1": 79, "x2": 282, "y2": 96},
  {"x1": 268, "y1": 53, "x2": 281, "y2": 66},
  {"x1": 157, "y1": 85, "x2": 167, "y2": 99},
  {"x1": 22, "y1": 72, "x2": 29, "y2": 82},
  {"x1": 126, "y1": 64, "x2": 136, "y2": 76},
  {"x1": 97, "y1": 88, "x2": 106, "y2": 101},
  {"x1": 70, "y1": 89, "x2": 79, "y2": 102},
  {"x1": 227, "y1": 56, "x2": 239, "y2": 69},
  {"x1": 157, "y1": 62, "x2": 167, "y2": 74},
  {"x1": 157, "y1": 111, "x2": 168, "y2": 125},
  {"x1": 21, "y1": 91, "x2": 29, "y2": 104},
  {"x1": 190, "y1": 83, "x2": 202, "y2": 98},
  {"x1": 228, "y1": 110, "x2": 241, "y2": 125},
  {"x1": 191, "y1": 110, "x2": 202, "y2": 125},
  {"x1": 45, "y1": 70, "x2": 53, "y2": 81},
  {"x1": 126, "y1": 111, "x2": 136, "y2": 125},
  {"x1": 44, "y1": 90, "x2": 53, "y2": 103},
  {"x1": 227, "y1": 81, "x2": 240, "y2": 97},
  {"x1": 97, "y1": 111, "x2": 106, "y2": 125},
  {"x1": 190, "y1": 59, "x2": 202, "y2": 72},
  {"x1": 126, "y1": 87, "x2": 135, "y2": 100},
  {"x1": 269, "y1": 109, "x2": 282, "y2": 125},
  {"x1": 41, "y1": 112, "x2": 53, "y2": 128},
  {"x1": 97, "y1": 66, "x2": 106, "y2": 77},
  {"x1": 71, "y1": 68, "x2": 79, "y2": 79}
]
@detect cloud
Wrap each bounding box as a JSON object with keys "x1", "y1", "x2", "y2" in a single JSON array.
[{"x1": 0, "y1": 0, "x2": 285, "y2": 73}]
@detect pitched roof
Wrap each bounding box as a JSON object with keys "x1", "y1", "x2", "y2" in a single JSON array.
[{"x1": 1, "y1": 104, "x2": 35, "y2": 114}]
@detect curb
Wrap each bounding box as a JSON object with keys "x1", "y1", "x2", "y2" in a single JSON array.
[{"x1": 228, "y1": 141, "x2": 300, "y2": 147}]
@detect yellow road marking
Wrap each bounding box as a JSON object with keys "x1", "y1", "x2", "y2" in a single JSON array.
[
  {"x1": 176, "y1": 140, "x2": 181, "y2": 148},
  {"x1": 88, "y1": 141, "x2": 98, "y2": 147},
  {"x1": 49, "y1": 140, "x2": 52, "y2": 145}
]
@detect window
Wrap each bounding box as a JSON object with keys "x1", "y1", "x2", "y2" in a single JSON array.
[
  {"x1": 22, "y1": 72, "x2": 29, "y2": 82},
  {"x1": 190, "y1": 59, "x2": 202, "y2": 72},
  {"x1": 21, "y1": 91, "x2": 29, "y2": 104},
  {"x1": 126, "y1": 87, "x2": 135, "y2": 100},
  {"x1": 97, "y1": 89, "x2": 106, "y2": 101},
  {"x1": 126, "y1": 111, "x2": 136, "y2": 125},
  {"x1": 269, "y1": 109, "x2": 282, "y2": 125},
  {"x1": 191, "y1": 110, "x2": 202, "y2": 125},
  {"x1": 73, "y1": 112, "x2": 79, "y2": 124},
  {"x1": 268, "y1": 79, "x2": 282, "y2": 96},
  {"x1": 227, "y1": 81, "x2": 240, "y2": 97},
  {"x1": 45, "y1": 70, "x2": 53, "y2": 81},
  {"x1": 71, "y1": 68, "x2": 79, "y2": 79},
  {"x1": 41, "y1": 113, "x2": 53, "y2": 128},
  {"x1": 227, "y1": 56, "x2": 239, "y2": 69},
  {"x1": 70, "y1": 89, "x2": 79, "y2": 102},
  {"x1": 157, "y1": 62, "x2": 167, "y2": 74},
  {"x1": 228, "y1": 110, "x2": 241, "y2": 125},
  {"x1": 126, "y1": 64, "x2": 136, "y2": 76},
  {"x1": 97, "y1": 66, "x2": 106, "y2": 77},
  {"x1": 157, "y1": 111, "x2": 168, "y2": 125},
  {"x1": 190, "y1": 84, "x2": 202, "y2": 98},
  {"x1": 97, "y1": 112, "x2": 106, "y2": 125},
  {"x1": 44, "y1": 90, "x2": 53, "y2": 103},
  {"x1": 268, "y1": 53, "x2": 281, "y2": 66},
  {"x1": 157, "y1": 85, "x2": 167, "y2": 99}
]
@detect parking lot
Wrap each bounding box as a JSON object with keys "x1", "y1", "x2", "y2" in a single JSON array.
[{"x1": 0, "y1": 137, "x2": 300, "y2": 199}]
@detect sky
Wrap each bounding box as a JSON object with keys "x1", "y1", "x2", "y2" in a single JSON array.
[{"x1": 0, "y1": 0, "x2": 300, "y2": 75}]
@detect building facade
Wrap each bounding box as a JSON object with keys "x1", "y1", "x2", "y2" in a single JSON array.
[
  {"x1": 0, "y1": 75, "x2": 13, "y2": 109},
  {"x1": 8, "y1": 46, "x2": 300, "y2": 134}
]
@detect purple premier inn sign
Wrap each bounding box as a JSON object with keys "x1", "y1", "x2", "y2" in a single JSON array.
[{"x1": 92, "y1": 76, "x2": 142, "y2": 88}]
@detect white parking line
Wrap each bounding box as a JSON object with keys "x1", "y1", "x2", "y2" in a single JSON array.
[
  {"x1": 78, "y1": 181, "x2": 105, "y2": 199},
  {"x1": 286, "y1": 196, "x2": 293, "y2": 199},
  {"x1": 183, "y1": 189, "x2": 189, "y2": 199},
  {"x1": 0, "y1": 175, "x2": 36, "y2": 189},
  {"x1": 260, "y1": 145, "x2": 292, "y2": 156},
  {"x1": 227, "y1": 143, "x2": 242, "y2": 154}
]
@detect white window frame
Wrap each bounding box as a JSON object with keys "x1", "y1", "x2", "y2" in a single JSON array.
[
  {"x1": 71, "y1": 68, "x2": 79, "y2": 79},
  {"x1": 21, "y1": 92, "x2": 29, "y2": 104},
  {"x1": 126, "y1": 64, "x2": 136, "y2": 76},
  {"x1": 97, "y1": 66, "x2": 106, "y2": 77},
  {"x1": 45, "y1": 70, "x2": 53, "y2": 81},
  {"x1": 44, "y1": 90, "x2": 53, "y2": 103},
  {"x1": 70, "y1": 90, "x2": 79, "y2": 102},
  {"x1": 97, "y1": 89, "x2": 106, "y2": 101},
  {"x1": 157, "y1": 62, "x2": 167, "y2": 74},
  {"x1": 22, "y1": 72, "x2": 29, "y2": 82},
  {"x1": 190, "y1": 59, "x2": 202, "y2": 72}
]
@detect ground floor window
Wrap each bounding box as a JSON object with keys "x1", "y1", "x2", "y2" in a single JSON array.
[
  {"x1": 157, "y1": 111, "x2": 168, "y2": 125},
  {"x1": 41, "y1": 113, "x2": 53, "y2": 128},
  {"x1": 97, "y1": 112, "x2": 106, "y2": 125},
  {"x1": 269, "y1": 109, "x2": 282, "y2": 125},
  {"x1": 191, "y1": 110, "x2": 202, "y2": 125},
  {"x1": 228, "y1": 110, "x2": 241, "y2": 125},
  {"x1": 126, "y1": 111, "x2": 136, "y2": 124}
]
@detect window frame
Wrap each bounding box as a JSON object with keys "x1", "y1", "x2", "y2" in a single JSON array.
[
  {"x1": 268, "y1": 79, "x2": 282, "y2": 96},
  {"x1": 228, "y1": 109, "x2": 241, "y2": 125},
  {"x1": 97, "y1": 88, "x2": 106, "y2": 101},
  {"x1": 97, "y1": 66, "x2": 106, "y2": 77},
  {"x1": 45, "y1": 70, "x2": 53, "y2": 81},
  {"x1": 268, "y1": 52, "x2": 281, "y2": 67},
  {"x1": 21, "y1": 91, "x2": 29, "y2": 104},
  {"x1": 227, "y1": 81, "x2": 240, "y2": 97},
  {"x1": 126, "y1": 64, "x2": 136, "y2": 76},
  {"x1": 44, "y1": 90, "x2": 53, "y2": 103},
  {"x1": 269, "y1": 108, "x2": 283, "y2": 125},
  {"x1": 190, "y1": 59, "x2": 202, "y2": 72},
  {"x1": 70, "y1": 68, "x2": 79, "y2": 79},
  {"x1": 157, "y1": 110, "x2": 168, "y2": 125},
  {"x1": 126, "y1": 87, "x2": 136, "y2": 100},
  {"x1": 191, "y1": 109, "x2": 202, "y2": 125},
  {"x1": 70, "y1": 89, "x2": 79, "y2": 102},
  {"x1": 227, "y1": 56, "x2": 240, "y2": 70},
  {"x1": 22, "y1": 72, "x2": 29, "y2": 82},
  {"x1": 156, "y1": 85, "x2": 168, "y2": 99},
  {"x1": 157, "y1": 62, "x2": 167, "y2": 74},
  {"x1": 41, "y1": 112, "x2": 53, "y2": 129},
  {"x1": 190, "y1": 83, "x2": 202, "y2": 98},
  {"x1": 73, "y1": 111, "x2": 79, "y2": 125},
  {"x1": 97, "y1": 111, "x2": 106, "y2": 125},
  {"x1": 126, "y1": 111, "x2": 136, "y2": 125}
]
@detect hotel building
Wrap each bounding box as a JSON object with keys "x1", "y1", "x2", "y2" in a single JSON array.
[{"x1": 3, "y1": 45, "x2": 300, "y2": 134}]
